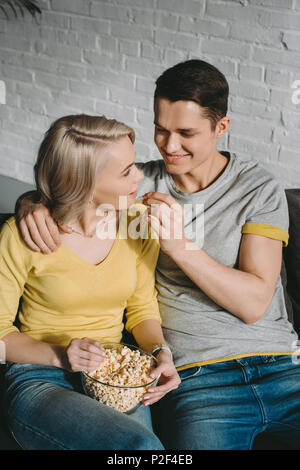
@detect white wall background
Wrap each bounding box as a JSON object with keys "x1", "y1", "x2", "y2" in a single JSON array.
[{"x1": 0, "y1": 0, "x2": 299, "y2": 188}]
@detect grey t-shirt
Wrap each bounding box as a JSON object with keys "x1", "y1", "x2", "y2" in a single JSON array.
[{"x1": 136, "y1": 152, "x2": 298, "y2": 370}]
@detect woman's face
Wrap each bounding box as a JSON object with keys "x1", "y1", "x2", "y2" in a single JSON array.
[{"x1": 92, "y1": 135, "x2": 144, "y2": 210}]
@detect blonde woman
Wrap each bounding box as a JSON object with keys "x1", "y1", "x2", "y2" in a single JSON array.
[{"x1": 0, "y1": 114, "x2": 180, "y2": 450}]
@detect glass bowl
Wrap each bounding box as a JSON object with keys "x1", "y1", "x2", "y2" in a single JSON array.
[{"x1": 81, "y1": 343, "x2": 159, "y2": 414}]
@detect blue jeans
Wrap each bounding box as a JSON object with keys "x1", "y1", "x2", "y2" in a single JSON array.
[
  {"x1": 2, "y1": 362, "x2": 164, "y2": 450},
  {"x1": 151, "y1": 355, "x2": 300, "y2": 450}
]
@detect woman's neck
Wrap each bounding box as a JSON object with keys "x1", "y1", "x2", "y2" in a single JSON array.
[{"x1": 68, "y1": 205, "x2": 118, "y2": 238}]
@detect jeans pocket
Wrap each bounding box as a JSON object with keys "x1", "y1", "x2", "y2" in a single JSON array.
[{"x1": 179, "y1": 366, "x2": 202, "y2": 381}]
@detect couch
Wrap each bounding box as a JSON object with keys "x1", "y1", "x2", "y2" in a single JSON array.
[{"x1": 0, "y1": 188, "x2": 299, "y2": 450}]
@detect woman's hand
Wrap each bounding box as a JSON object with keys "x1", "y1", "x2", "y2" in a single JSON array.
[
  {"x1": 58, "y1": 337, "x2": 106, "y2": 373},
  {"x1": 143, "y1": 350, "x2": 181, "y2": 406},
  {"x1": 17, "y1": 202, "x2": 71, "y2": 254}
]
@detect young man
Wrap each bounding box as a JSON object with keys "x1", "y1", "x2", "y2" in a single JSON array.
[{"x1": 14, "y1": 60, "x2": 300, "y2": 450}]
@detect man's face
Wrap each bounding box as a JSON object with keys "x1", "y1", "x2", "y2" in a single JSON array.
[{"x1": 154, "y1": 98, "x2": 227, "y2": 176}]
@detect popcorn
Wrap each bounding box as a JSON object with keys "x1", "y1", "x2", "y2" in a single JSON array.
[{"x1": 82, "y1": 344, "x2": 157, "y2": 413}]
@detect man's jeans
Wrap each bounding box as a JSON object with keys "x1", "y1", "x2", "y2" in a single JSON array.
[
  {"x1": 2, "y1": 362, "x2": 164, "y2": 450},
  {"x1": 151, "y1": 355, "x2": 300, "y2": 450}
]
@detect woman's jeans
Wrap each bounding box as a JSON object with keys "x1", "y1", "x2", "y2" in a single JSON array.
[
  {"x1": 2, "y1": 362, "x2": 164, "y2": 450},
  {"x1": 151, "y1": 355, "x2": 300, "y2": 450}
]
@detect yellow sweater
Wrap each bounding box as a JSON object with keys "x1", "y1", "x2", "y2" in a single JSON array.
[{"x1": 0, "y1": 212, "x2": 161, "y2": 347}]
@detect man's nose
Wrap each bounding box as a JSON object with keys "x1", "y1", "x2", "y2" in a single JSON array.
[{"x1": 164, "y1": 133, "x2": 181, "y2": 154}]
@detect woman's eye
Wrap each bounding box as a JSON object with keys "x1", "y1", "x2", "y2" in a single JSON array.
[{"x1": 123, "y1": 168, "x2": 131, "y2": 177}]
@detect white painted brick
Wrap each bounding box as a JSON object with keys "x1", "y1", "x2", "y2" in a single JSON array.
[
  {"x1": 16, "y1": 160, "x2": 35, "y2": 185},
  {"x1": 163, "y1": 48, "x2": 189, "y2": 66},
  {"x1": 119, "y1": 40, "x2": 140, "y2": 56},
  {"x1": 71, "y1": 16, "x2": 110, "y2": 35},
  {"x1": 43, "y1": 43, "x2": 82, "y2": 63},
  {"x1": 206, "y1": 2, "x2": 261, "y2": 24},
  {"x1": 201, "y1": 39, "x2": 250, "y2": 60},
  {"x1": 98, "y1": 36, "x2": 118, "y2": 53},
  {"x1": 136, "y1": 109, "x2": 155, "y2": 127},
  {"x1": 239, "y1": 64, "x2": 263, "y2": 82},
  {"x1": 22, "y1": 54, "x2": 58, "y2": 73},
  {"x1": 136, "y1": 77, "x2": 155, "y2": 95},
  {"x1": 281, "y1": 110, "x2": 300, "y2": 128},
  {"x1": 109, "y1": 86, "x2": 149, "y2": 110},
  {"x1": 111, "y1": 22, "x2": 153, "y2": 41},
  {"x1": 114, "y1": 0, "x2": 155, "y2": 7},
  {"x1": 229, "y1": 135, "x2": 279, "y2": 161},
  {"x1": 230, "y1": 80, "x2": 270, "y2": 101},
  {"x1": 250, "y1": 0, "x2": 293, "y2": 7},
  {"x1": 90, "y1": 3, "x2": 129, "y2": 22},
  {"x1": 154, "y1": 11, "x2": 179, "y2": 31},
  {"x1": 52, "y1": 0, "x2": 90, "y2": 15},
  {"x1": 94, "y1": 100, "x2": 135, "y2": 123},
  {"x1": 131, "y1": 8, "x2": 155, "y2": 26},
  {"x1": 83, "y1": 50, "x2": 121, "y2": 69},
  {"x1": 230, "y1": 116, "x2": 273, "y2": 141},
  {"x1": 2, "y1": 64, "x2": 33, "y2": 83},
  {"x1": 87, "y1": 66, "x2": 135, "y2": 90},
  {"x1": 273, "y1": 127, "x2": 300, "y2": 146},
  {"x1": 157, "y1": 0, "x2": 204, "y2": 16},
  {"x1": 42, "y1": 11, "x2": 70, "y2": 29},
  {"x1": 69, "y1": 80, "x2": 107, "y2": 101},
  {"x1": 179, "y1": 17, "x2": 229, "y2": 37},
  {"x1": 208, "y1": 59, "x2": 236, "y2": 78},
  {"x1": 155, "y1": 30, "x2": 201, "y2": 52},
  {"x1": 34, "y1": 71, "x2": 68, "y2": 91},
  {"x1": 230, "y1": 96, "x2": 281, "y2": 122},
  {"x1": 0, "y1": 0, "x2": 300, "y2": 188},
  {"x1": 270, "y1": 88, "x2": 297, "y2": 109},
  {"x1": 141, "y1": 43, "x2": 162, "y2": 61},
  {"x1": 125, "y1": 57, "x2": 165, "y2": 79},
  {"x1": 252, "y1": 46, "x2": 300, "y2": 69},
  {"x1": 57, "y1": 63, "x2": 86, "y2": 80},
  {"x1": 279, "y1": 147, "x2": 300, "y2": 168},
  {"x1": 230, "y1": 23, "x2": 281, "y2": 47},
  {"x1": 282, "y1": 32, "x2": 300, "y2": 51},
  {"x1": 258, "y1": 9, "x2": 300, "y2": 30},
  {"x1": 265, "y1": 68, "x2": 292, "y2": 88}
]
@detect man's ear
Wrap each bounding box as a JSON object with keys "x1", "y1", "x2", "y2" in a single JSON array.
[{"x1": 216, "y1": 116, "x2": 230, "y2": 138}]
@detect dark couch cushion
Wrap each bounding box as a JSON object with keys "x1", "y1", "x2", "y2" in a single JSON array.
[{"x1": 284, "y1": 190, "x2": 300, "y2": 336}]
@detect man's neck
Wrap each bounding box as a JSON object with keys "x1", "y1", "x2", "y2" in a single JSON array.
[{"x1": 171, "y1": 151, "x2": 229, "y2": 194}]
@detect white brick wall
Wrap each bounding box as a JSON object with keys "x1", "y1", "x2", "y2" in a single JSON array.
[{"x1": 0, "y1": 0, "x2": 299, "y2": 188}]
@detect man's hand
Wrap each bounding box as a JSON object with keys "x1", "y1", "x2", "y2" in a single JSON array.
[
  {"x1": 143, "y1": 349, "x2": 181, "y2": 406},
  {"x1": 16, "y1": 194, "x2": 71, "y2": 254},
  {"x1": 142, "y1": 192, "x2": 188, "y2": 256}
]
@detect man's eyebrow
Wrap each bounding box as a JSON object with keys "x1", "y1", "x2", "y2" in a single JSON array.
[
  {"x1": 154, "y1": 122, "x2": 197, "y2": 132},
  {"x1": 121, "y1": 162, "x2": 134, "y2": 173}
]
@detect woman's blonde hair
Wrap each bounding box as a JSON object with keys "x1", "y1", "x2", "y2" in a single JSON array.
[{"x1": 34, "y1": 114, "x2": 135, "y2": 225}]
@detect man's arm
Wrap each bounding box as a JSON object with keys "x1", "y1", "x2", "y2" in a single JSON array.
[
  {"x1": 144, "y1": 192, "x2": 283, "y2": 324},
  {"x1": 171, "y1": 234, "x2": 282, "y2": 324},
  {"x1": 15, "y1": 191, "x2": 69, "y2": 253}
]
